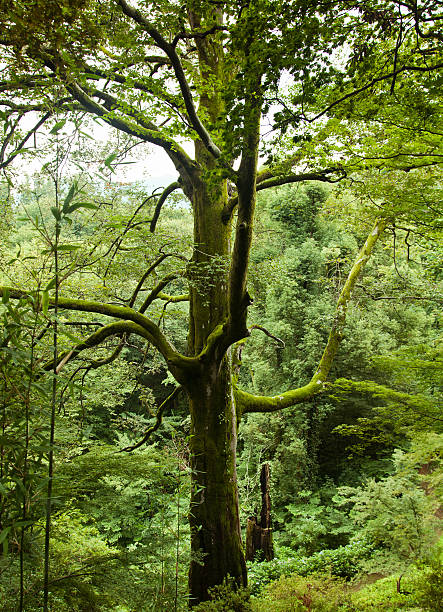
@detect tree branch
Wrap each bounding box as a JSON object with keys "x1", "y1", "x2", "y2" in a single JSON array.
[
  {"x1": 236, "y1": 218, "x2": 387, "y2": 415},
  {"x1": 43, "y1": 321, "x2": 128, "y2": 373},
  {"x1": 301, "y1": 62, "x2": 443, "y2": 125},
  {"x1": 156, "y1": 292, "x2": 189, "y2": 303},
  {"x1": 0, "y1": 287, "x2": 198, "y2": 377},
  {"x1": 119, "y1": 385, "x2": 183, "y2": 452},
  {"x1": 0, "y1": 111, "x2": 52, "y2": 170},
  {"x1": 249, "y1": 325, "x2": 285, "y2": 348},
  {"x1": 65, "y1": 80, "x2": 195, "y2": 176},
  {"x1": 221, "y1": 168, "x2": 346, "y2": 223},
  {"x1": 83, "y1": 63, "x2": 179, "y2": 106},
  {"x1": 139, "y1": 272, "x2": 183, "y2": 313},
  {"x1": 128, "y1": 253, "x2": 187, "y2": 308},
  {"x1": 117, "y1": 0, "x2": 222, "y2": 159},
  {"x1": 227, "y1": 92, "x2": 262, "y2": 343},
  {"x1": 150, "y1": 181, "x2": 181, "y2": 232}
]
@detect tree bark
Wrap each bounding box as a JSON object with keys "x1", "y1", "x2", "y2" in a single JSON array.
[
  {"x1": 187, "y1": 358, "x2": 247, "y2": 604},
  {"x1": 185, "y1": 136, "x2": 247, "y2": 603}
]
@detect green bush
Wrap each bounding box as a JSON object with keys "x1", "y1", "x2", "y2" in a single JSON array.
[
  {"x1": 252, "y1": 573, "x2": 351, "y2": 611},
  {"x1": 192, "y1": 581, "x2": 252, "y2": 611},
  {"x1": 247, "y1": 538, "x2": 373, "y2": 595},
  {"x1": 412, "y1": 551, "x2": 443, "y2": 611},
  {"x1": 350, "y1": 573, "x2": 418, "y2": 611}
]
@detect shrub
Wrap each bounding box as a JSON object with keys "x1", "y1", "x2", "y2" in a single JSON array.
[
  {"x1": 248, "y1": 538, "x2": 374, "y2": 595},
  {"x1": 191, "y1": 582, "x2": 252, "y2": 611},
  {"x1": 412, "y1": 551, "x2": 443, "y2": 611},
  {"x1": 350, "y1": 573, "x2": 418, "y2": 611},
  {"x1": 252, "y1": 573, "x2": 351, "y2": 611}
]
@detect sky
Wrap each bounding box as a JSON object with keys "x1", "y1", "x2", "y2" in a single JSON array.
[{"x1": 9, "y1": 114, "x2": 190, "y2": 190}]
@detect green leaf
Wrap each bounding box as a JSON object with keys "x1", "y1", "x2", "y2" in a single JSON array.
[
  {"x1": 54, "y1": 244, "x2": 81, "y2": 251},
  {"x1": 0, "y1": 482, "x2": 9, "y2": 496},
  {"x1": 50, "y1": 206, "x2": 62, "y2": 221},
  {"x1": 41, "y1": 290, "x2": 49, "y2": 315},
  {"x1": 104, "y1": 152, "x2": 118, "y2": 172},
  {"x1": 79, "y1": 130, "x2": 94, "y2": 139},
  {"x1": 13, "y1": 520, "x2": 35, "y2": 530},
  {"x1": 2, "y1": 288, "x2": 9, "y2": 304},
  {"x1": 0, "y1": 527, "x2": 11, "y2": 544},
  {"x1": 45, "y1": 277, "x2": 57, "y2": 291},
  {"x1": 49, "y1": 119, "x2": 67, "y2": 134},
  {"x1": 62, "y1": 182, "x2": 78, "y2": 212},
  {"x1": 64, "y1": 202, "x2": 98, "y2": 213}
]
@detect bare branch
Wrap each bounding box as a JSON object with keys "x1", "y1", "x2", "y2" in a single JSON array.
[
  {"x1": 172, "y1": 24, "x2": 228, "y2": 46},
  {"x1": 249, "y1": 325, "x2": 285, "y2": 348},
  {"x1": 41, "y1": 321, "x2": 126, "y2": 373},
  {"x1": 119, "y1": 385, "x2": 183, "y2": 452},
  {"x1": 0, "y1": 111, "x2": 52, "y2": 170},
  {"x1": 150, "y1": 181, "x2": 181, "y2": 232},
  {"x1": 129, "y1": 253, "x2": 187, "y2": 308},
  {"x1": 301, "y1": 62, "x2": 443, "y2": 125},
  {"x1": 139, "y1": 272, "x2": 183, "y2": 313}
]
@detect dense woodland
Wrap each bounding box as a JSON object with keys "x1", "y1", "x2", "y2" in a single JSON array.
[{"x1": 0, "y1": 0, "x2": 442, "y2": 610}]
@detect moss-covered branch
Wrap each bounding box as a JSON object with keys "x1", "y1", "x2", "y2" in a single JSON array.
[
  {"x1": 43, "y1": 321, "x2": 129, "y2": 373},
  {"x1": 237, "y1": 218, "x2": 387, "y2": 415},
  {"x1": 0, "y1": 288, "x2": 199, "y2": 378},
  {"x1": 156, "y1": 292, "x2": 189, "y2": 303},
  {"x1": 139, "y1": 272, "x2": 183, "y2": 314}
]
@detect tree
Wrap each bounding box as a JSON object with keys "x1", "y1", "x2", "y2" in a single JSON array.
[{"x1": 0, "y1": 0, "x2": 442, "y2": 603}]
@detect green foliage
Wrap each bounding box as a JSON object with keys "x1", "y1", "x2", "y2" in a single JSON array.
[
  {"x1": 269, "y1": 183, "x2": 330, "y2": 238},
  {"x1": 251, "y1": 554, "x2": 443, "y2": 612},
  {"x1": 351, "y1": 575, "x2": 417, "y2": 611},
  {"x1": 252, "y1": 573, "x2": 351, "y2": 612},
  {"x1": 0, "y1": 0, "x2": 440, "y2": 605},
  {"x1": 350, "y1": 570, "x2": 424, "y2": 611},
  {"x1": 412, "y1": 546, "x2": 443, "y2": 612},
  {"x1": 280, "y1": 483, "x2": 354, "y2": 554},
  {"x1": 192, "y1": 581, "x2": 252, "y2": 612},
  {"x1": 247, "y1": 538, "x2": 374, "y2": 595},
  {"x1": 0, "y1": 292, "x2": 51, "y2": 553},
  {"x1": 237, "y1": 177, "x2": 442, "y2": 582},
  {"x1": 335, "y1": 443, "x2": 441, "y2": 575},
  {"x1": 0, "y1": 440, "x2": 192, "y2": 611}
]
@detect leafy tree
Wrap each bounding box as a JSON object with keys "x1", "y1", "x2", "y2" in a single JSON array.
[
  {"x1": 0, "y1": 0, "x2": 442, "y2": 603},
  {"x1": 336, "y1": 437, "x2": 443, "y2": 576}
]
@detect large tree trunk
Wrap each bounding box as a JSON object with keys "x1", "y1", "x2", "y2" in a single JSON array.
[
  {"x1": 186, "y1": 150, "x2": 247, "y2": 604},
  {"x1": 187, "y1": 359, "x2": 247, "y2": 604}
]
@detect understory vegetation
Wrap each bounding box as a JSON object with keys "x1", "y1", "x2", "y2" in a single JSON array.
[{"x1": 0, "y1": 177, "x2": 441, "y2": 610}]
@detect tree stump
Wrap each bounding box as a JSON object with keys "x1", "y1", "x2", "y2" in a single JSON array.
[{"x1": 245, "y1": 463, "x2": 274, "y2": 561}]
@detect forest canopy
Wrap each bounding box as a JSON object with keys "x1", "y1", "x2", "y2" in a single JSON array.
[{"x1": 0, "y1": 0, "x2": 442, "y2": 610}]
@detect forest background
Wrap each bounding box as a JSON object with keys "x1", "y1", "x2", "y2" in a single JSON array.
[{"x1": 0, "y1": 0, "x2": 442, "y2": 610}]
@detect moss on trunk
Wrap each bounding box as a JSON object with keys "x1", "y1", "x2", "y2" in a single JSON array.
[{"x1": 187, "y1": 358, "x2": 247, "y2": 605}]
